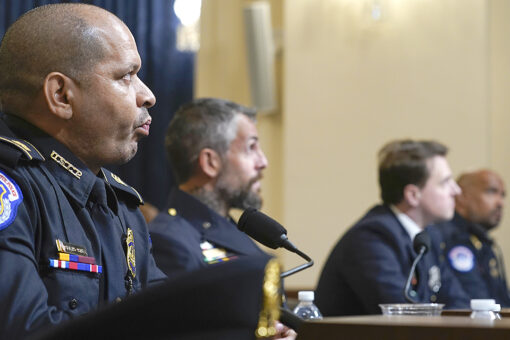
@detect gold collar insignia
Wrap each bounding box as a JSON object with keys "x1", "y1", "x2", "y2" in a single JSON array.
[{"x1": 50, "y1": 151, "x2": 82, "y2": 179}]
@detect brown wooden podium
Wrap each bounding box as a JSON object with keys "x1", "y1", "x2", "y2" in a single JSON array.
[{"x1": 297, "y1": 314, "x2": 510, "y2": 339}]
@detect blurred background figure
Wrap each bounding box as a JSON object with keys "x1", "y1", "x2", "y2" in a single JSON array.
[
  {"x1": 315, "y1": 140, "x2": 470, "y2": 316},
  {"x1": 433, "y1": 169, "x2": 510, "y2": 306}
]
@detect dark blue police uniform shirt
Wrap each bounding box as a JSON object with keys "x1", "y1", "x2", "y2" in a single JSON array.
[
  {"x1": 315, "y1": 205, "x2": 470, "y2": 316},
  {"x1": 0, "y1": 115, "x2": 166, "y2": 338},
  {"x1": 432, "y1": 213, "x2": 510, "y2": 306},
  {"x1": 149, "y1": 188, "x2": 265, "y2": 277}
]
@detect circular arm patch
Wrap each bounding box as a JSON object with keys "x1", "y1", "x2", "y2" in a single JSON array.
[
  {"x1": 0, "y1": 170, "x2": 23, "y2": 230},
  {"x1": 448, "y1": 245, "x2": 475, "y2": 272}
]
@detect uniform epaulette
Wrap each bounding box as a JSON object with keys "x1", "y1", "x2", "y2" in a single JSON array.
[
  {"x1": 0, "y1": 135, "x2": 45, "y2": 165},
  {"x1": 102, "y1": 169, "x2": 144, "y2": 205}
]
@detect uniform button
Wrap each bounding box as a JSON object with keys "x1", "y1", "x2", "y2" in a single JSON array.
[
  {"x1": 440, "y1": 242, "x2": 446, "y2": 250},
  {"x1": 430, "y1": 295, "x2": 437, "y2": 302},
  {"x1": 203, "y1": 222, "x2": 211, "y2": 229},
  {"x1": 168, "y1": 208, "x2": 177, "y2": 216},
  {"x1": 115, "y1": 297, "x2": 122, "y2": 303},
  {"x1": 439, "y1": 255, "x2": 445, "y2": 262},
  {"x1": 69, "y1": 298, "x2": 78, "y2": 309}
]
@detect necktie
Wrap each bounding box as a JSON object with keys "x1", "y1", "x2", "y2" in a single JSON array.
[{"x1": 87, "y1": 177, "x2": 134, "y2": 298}]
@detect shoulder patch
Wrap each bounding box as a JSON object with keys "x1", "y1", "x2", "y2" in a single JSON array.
[
  {"x1": 0, "y1": 136, "x2": 44, "y2": 161},
  {"x1": 102, "y1": 169, "x2": 144, "y2": 205},
  {"x1": 448, "y1": 245, "x2": 475, "y2": 272},
  {"x1": 0, "y1": 170, "x2": 23, "y2": 230}
]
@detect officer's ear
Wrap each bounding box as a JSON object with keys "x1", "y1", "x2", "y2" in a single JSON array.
[
  {"x1": 198, "y1": 148, "x2": 222, "y2": 179},
  {"x1": 403, "y1": 184, "x2": 422, "y2": 208},
  {"x1": 43, "y1": 72, "x2": 75, "y2": 120}
]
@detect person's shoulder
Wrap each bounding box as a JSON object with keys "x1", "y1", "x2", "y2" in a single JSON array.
[
  {"x1": 430, "y1": 215, "x2": 468, "y2": 245},
  {"x1": 332, "y1": 205, "x2": 396, "y2": 251},
  {"x1": 0, "y1": 135, "x2": 45, "y2": 170},
  {"x1": 149, "y1": 209, "x2": 200, "y2": 239},
  {"x1": 351, "y1": 205, "x2": 399, "y2": 233},
  {"x1": 337, "y1": 205, "x2": 409, "y2": 256},
  {"x1": 101, "y1": 169, "x2": 143, "y2": 206},
  {"x1": 0, "y1": 136, "x2": 45, "y2": 232}
]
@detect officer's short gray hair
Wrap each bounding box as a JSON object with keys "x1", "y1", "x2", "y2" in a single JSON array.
[{"x1": 166, "y1": 98, "x2": 257, "y2": 184}]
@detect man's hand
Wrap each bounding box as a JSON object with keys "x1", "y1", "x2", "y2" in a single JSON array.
[{"x1": 272, "y1": 321, "x2": 297, "y2": 340}]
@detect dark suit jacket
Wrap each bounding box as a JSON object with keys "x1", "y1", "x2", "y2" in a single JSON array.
[
  {"x1": 149, "y1": 188, "x2": 265, "y2": 277},
  {"x1": 315, "y1": 205, "x2": 470, "y2": 316}
]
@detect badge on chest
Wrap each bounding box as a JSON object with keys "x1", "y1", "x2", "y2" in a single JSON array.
[{"x1": 200, "y1": 241, "x2": 238, "y2": 264}]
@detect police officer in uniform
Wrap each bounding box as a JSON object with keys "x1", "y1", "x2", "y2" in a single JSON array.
[
  {"x1": 315, "y1": 140, "x2": 470, "y2": 316},
  {"x1": 0, "y1": 5, "x2": 296, "y2": 340},
  {"x1": 149, "y1": 98, "x2": 269, "y2": 277},
  {"x1": 433, "y1": 169, "x2": 510, "y2": 306},
  {"x1": 0, "y1": 4, "x2": 166, "y2": 338}
]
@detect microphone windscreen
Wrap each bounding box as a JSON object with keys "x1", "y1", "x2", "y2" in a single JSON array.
[
  {"x1": 237, "y1": 208, "x2": 287, "y2": 249},
  {"x1": 413, "y1": 230, "x2": 431, "y2": 254}
]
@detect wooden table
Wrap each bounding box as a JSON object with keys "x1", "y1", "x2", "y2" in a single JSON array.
[
  {"x1": 442, "y1": 308, "x2": 510, "y2": 317},
  {"x1": 297, "y1": 315, "x2": 510, "y2": 339}
]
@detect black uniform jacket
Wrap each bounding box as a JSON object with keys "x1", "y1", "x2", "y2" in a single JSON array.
[
  {"x1": 432, "y1": 213, "x2": 510, "y2": 306},
  {"x1": 149, "y1": 188, "x2": 265, "y2": 277},
  {"x1": 0, "y1": 115, "x2": 165, "y2": 338}
]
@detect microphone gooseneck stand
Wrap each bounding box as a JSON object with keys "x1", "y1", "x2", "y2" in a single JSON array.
[
  {"x1": 279, "y1": 235, "x2": 314, "y2": 278},
  {"x1": 403, "y1": 245, "x2": 426, "y2": 303}
]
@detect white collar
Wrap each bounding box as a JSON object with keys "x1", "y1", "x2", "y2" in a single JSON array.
[{"x1": 390, "y1": 205, "x2": 422, "y2": 241}]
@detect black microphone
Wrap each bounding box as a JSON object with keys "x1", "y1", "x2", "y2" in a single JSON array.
[
  {"x1": 237, "y1": 208, "x2": 313, "y2": 278},
  {"x1": 238, "y1": 208, "x2": 298, "y2": 251},
  {"x1": 404, "y1": 230, "x2": 431, "y2": 303}
]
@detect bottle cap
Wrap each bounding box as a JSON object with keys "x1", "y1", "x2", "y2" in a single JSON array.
[
  {"x1": 298, "y1": 291, "x2": 314, "y2": 302},
  {"x1": 470, "y1": 299, "x2": 496, "y2": 311}
]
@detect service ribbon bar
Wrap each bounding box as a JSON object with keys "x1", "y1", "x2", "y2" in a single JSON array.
[
  {"x1": 49, "y1": 259, "x2": 102, "y2": 273},
  {"x1": 207, "y1": 255, "x2": 238, "y2": 265},
  {"x1": 58, "y1": 252, "x2": 96, "y2": 264}
]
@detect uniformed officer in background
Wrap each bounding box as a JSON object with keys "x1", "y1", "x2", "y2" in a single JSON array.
[
  {"x1": 0, "y1": 3, "x2": 166, "y2": 338},
  {"x1": 432, "y1": 169, "x2": 510, "y2": 306},
  {"x1": 149, "y1": 98, "x2": 269, "y2": 276},
  {"x1": 148, "y1": 98, "x2": 295, "y2": 339}
]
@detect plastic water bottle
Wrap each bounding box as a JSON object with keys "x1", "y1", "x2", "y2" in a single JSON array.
[
  {"x1": 470, "y1": 299, "x2": 497, "y2": 320},
  {"x1": 293, "y1": 291, "x2": 323, "y2": 320},
  {"x1": 493, "y1": 303, "x2": 502, "y2": 320}
]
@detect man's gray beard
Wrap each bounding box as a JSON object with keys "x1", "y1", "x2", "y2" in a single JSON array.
[
  {"x1": 222, "y1": 185, "x2": 262, "y2": 211},
  {"x1": 189, "y1": 184, "x2": 262, "y2": 216}
]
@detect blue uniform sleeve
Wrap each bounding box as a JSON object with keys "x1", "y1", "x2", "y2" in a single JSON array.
[
  {"x1": 0, "y1": 173, "x2": 70, "y2": 338},
  {"x1": 436, "y1": 258, "x2": 471, "y2": 308}
]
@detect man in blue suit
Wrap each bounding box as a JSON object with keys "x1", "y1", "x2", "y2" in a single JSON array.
[
  {"x1": 149, "y1": 98, "x2": 269, "y2": 277},
  {"x1": 315, "y1": 140, "x2": 471, "y2": 316}
]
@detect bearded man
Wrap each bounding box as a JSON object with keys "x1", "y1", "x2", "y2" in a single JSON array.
[{"x1": 149, "y1": 98, "x2": 269, "y2": 276}]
